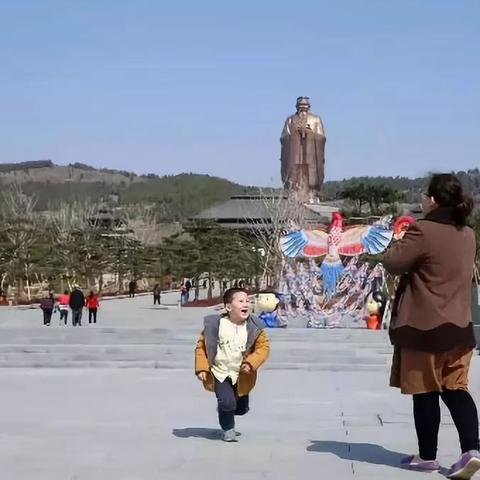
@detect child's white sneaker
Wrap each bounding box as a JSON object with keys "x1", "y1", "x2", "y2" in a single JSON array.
[{"x1": 222, "y1": 429, "x2": 238, "y2": 442}]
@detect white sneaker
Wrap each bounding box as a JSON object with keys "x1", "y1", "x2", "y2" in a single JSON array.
[{"x1": 222, "y1": 429, "x2": 238, "y2": 442}]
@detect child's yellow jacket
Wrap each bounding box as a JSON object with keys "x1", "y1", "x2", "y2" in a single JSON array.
[{"x1": 195, "y1": 315, "x2": 270, "y2": 397}]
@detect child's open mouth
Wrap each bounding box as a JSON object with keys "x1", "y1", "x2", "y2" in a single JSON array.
[{"x1": 240, "y1": 308, "x2": 249, "y2": 315}]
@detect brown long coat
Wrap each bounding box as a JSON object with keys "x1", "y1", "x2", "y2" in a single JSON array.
[
  {"x1": 195, "y1": 315, "x2": 270, "y2": 397},
  {"x1": 383, "y1": 208, "x2": 476, "y2": 352}
]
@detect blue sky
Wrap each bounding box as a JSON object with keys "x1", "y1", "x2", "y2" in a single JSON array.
[{"x1": 0, "y1": 1, "x2": 479, "y2": 186}]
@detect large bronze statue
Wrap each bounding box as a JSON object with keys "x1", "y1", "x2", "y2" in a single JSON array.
[{"x1": 280, "y1": 96, "x2": 326, "y2": 199}]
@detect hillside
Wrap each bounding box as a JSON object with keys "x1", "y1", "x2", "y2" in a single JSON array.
[
  {"x1": 1, "y1": 161, "x2": 480, "y2": 219},
  {"x1": 0, "y1": 160, "x2": 141, "y2": 186},
  {"x1": 0, "y1": 161, "x2": 258, "y2": 219},
  {"x1": 323, "y1": 169, "x2": 480, "y2": 203}
]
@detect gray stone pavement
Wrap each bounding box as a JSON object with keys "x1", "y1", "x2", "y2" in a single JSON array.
[{"x1": 0, "y1": 294, "x2": 479, "y2": 479}]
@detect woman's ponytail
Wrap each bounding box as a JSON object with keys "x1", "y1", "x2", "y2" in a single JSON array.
[{"x1": 453, "y1": 195, "x2": 474, "y2": 226}]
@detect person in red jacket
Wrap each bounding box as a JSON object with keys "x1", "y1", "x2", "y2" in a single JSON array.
[
  {"x1": 85, "y1": 291, "x2": 100, "y2": 324},
  {"x1": 57, "y1": 290, "x2": 70, "y2": 326}
]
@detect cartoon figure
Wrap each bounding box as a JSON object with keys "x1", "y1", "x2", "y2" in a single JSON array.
[
  {"x1": 365, "y1": 290, "x2": 387, "y2": 330},
  {"x1": 256, "y1": 291, "x2": 285, "y2": 328}
]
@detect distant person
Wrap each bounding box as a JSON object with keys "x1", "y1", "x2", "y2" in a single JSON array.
[
  {"x1": 185, "y1": 279, "x2": 192, "y2": 301},
  {"x1": 195, "y1": 288, "x2": 270, "y2": 442},
  {"x1": 85, "y1": 291, "x2": 99, "y2": 324},
  {"x1": 153, "y1": 283, "x2": 161, "y2": 305},
  {"x1": 180, "y1": 283, "x2": 188, "y2": 306},
  {"x1": 57, "y1": 290, "x2": 70, "y2": 326},
  {"x1": 39, "y1": 292, "x2": 54, "y2": 326},
  {"x1": 239, "y1": 280, "x2": 245, "y2": 289},
  {"x1": 69, "y1": 285, "x2": 85, "y2": 326},
  {"x1": 128, "y1": 280, "x2": 136, "y2": 298},
  {"x1": 384, "y1": 174, "x2": 480, "y2": 477}
]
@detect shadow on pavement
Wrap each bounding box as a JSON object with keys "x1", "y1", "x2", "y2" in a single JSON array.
[
  {"x1": 142, "y1": 306, "x2": 173, "y2": 310},
  {"x1": 173, "y1": 428, "x2": 243, "y2": 441},
  {"x1": 307, "y1": 441, "x2": 406, "y2": 469},
  {"x1": 172, "y1": 428, "x2": 221, "y2": 440}
]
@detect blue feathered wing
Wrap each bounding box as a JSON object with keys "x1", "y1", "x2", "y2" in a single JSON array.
[{"x1": 338, "y1": 225, "x2": 393, "y2": 256}]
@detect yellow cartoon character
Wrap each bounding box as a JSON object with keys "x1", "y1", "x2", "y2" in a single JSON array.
[{"x1": 256, "y1": 291, "x2": 282, "y2": 328}]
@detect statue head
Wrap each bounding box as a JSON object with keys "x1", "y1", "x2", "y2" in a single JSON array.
[{"x1": 296, "y1": 96, "x2": 311, "y2": 113}]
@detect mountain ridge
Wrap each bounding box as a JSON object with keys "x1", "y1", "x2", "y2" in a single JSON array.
[
  {"x1": 2, "y1": 160, "x2": 480, "y2": 218},
  {"x1": 0, "y1": 161, "x2": 258, "y2": 218}
]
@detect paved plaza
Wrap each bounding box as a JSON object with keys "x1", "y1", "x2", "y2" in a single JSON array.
[{"x1": 0, "y1": 292, "x2": 479, "y2": 479}]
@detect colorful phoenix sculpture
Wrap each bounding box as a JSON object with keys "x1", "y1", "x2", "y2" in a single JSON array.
[{"x1": 280, "y1": 213, "x2": 414, "y2": 294}]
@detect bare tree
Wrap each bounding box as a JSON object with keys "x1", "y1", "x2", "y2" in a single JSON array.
[
  {"x1": 48, "y1": 202, "x2": 83, "y2": 290},
  {"x1": 47, "y1": 201, "x2": 106, "y2": 290},
  {"x1": 124, "y1": 203, "x2": 177, "y2": 291},
  {"x1": 243, "y1": 191, "x2": 306, "y2": 288},
  {"x1": 124, "y1": 203, "x2": 158, "y2": 246},
  {"x1": 0, "y1": 185, "x2": 38, "y2": 299}
]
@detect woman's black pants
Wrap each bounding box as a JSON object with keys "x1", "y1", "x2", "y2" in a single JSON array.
[{"x1": 413, "y1": 390, "x2": 479, "y2": 460}]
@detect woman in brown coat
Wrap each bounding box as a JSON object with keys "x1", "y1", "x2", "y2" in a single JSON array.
[{"x1": 384, "y1": 174, "x2": 480, "y2": 479}]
